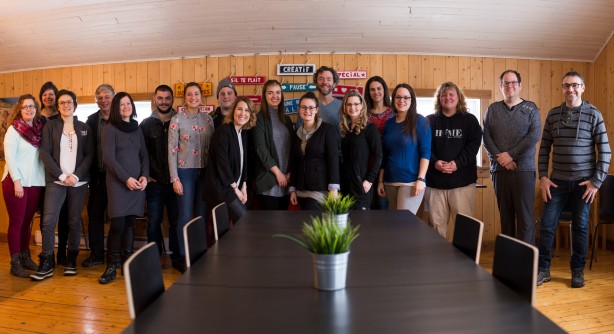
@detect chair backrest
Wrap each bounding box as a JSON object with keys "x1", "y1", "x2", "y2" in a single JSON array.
[
  {"x1": 452, "y1": 214, "x2": 484, "y2": 264},
  {"x1": 212, "y1": 202, "x2": 230, "y2": 241},
  {"x1": 183, "y1": 216, "x2": 207, "y2": 269},
  {"x1": 492, "y1": 234, "x2": 538, "y2": 306},
  {"x1": 598, "y1": 175, "x2": 614, "y2": 221},
  {"x1": 124, "y1": 242, "x2": 164, "y2": 319}
]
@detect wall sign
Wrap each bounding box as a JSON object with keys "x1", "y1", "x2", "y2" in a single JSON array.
[
  {"x1": 337, "y1": 70, "x2": 368, "y2": 79},
  {"x1": 332, "y1": 85, "x2": 365, "y2": 98},
  {"x1": 247, "y1": 95, "x2": 262, "y2": 104},
  {"x1": 177, "y1": 105, "x2": 215, "y2": 114},
  {"x1": 281, "y1": 83, "x2": 317, "y2": 92},
  {"x1": 228, "y1": 76, "x2": 266, "y2": 85},
  {"x1": 277, "y1": 64, "x2": 316, "y2": 76},
  {"x1": 283, "y1": 98, "x2": 300, "y2": 114},
  {"x1": 175, "y1": 82, "x2": 213, "y2": 97}
]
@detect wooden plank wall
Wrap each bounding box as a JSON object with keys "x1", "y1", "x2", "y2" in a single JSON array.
[{"x1": 0, "y1": 53, "x2": 602, "y2": 244}]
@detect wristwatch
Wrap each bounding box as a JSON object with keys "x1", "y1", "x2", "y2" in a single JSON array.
[{"x1": 416, "y1": 177, "x2": 426, "y2": 183}]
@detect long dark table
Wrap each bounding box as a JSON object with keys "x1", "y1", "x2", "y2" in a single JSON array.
[{"x1": 123, "y1": 210, "x2": 564, "y2": 333}]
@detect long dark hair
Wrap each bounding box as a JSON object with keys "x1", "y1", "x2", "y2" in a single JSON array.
[
  {"x1": 109, "y1": 92, "x2": 137, "y2": 127},
  {"x1": 259, "y1": 80, "x2": 287, "y2": 124},
  {"x1": 364, "y1": 76, "x2": 391, "y2": 111},
  {"x1": 391, "y1": 83, "x2": 418, "y2": 140}
]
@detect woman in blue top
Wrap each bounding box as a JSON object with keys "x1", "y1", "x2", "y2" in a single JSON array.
[{"x1": 377, "y1": 83, "x2": 431, "y2": 214}]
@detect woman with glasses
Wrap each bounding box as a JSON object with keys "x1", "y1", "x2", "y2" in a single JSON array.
[
  {"x1": 252, "y1": 80, "x2": 294, "y2": 210},
  {"x1": 99, "y1": 92, "x2": 149, "y2": 284},
  {"x1": 425, "y1": 82, "x2": 482, "y2": 240},
  {"x1": 205, "y1": 97, "x2": 257, "y2": 222},
  {"x1": 2, "y1": 95, "x2": 45, "y2": 277},
  {"x1": 168, "y1": 82, "x2": 214, "y2": 271},
  {"x1": 364, "y1": 76, "x2": 394, "y2": 209},
  {"x1": 339, "y1": 90, "x2": 382, "y2": 210},
  {"x1": 377, "y1": 83, "x2": 431, "y2": 214},
  {"x1": 32, "y1": 90, "x2": 94, "y2": 281},
  {"x1": 289, "y1": 92, "x2": 340, "y2": 210}
]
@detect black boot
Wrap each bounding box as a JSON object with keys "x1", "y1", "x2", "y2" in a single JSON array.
[
  {"x1": 99, "y1": 234, "x2": 121, "y2": 284},
  {"x1": 20, "y1": 249, "x2": 38, "y2": 271},
  {"x1": 64, "y1": 250, "x2": 79, "y2": 276},
  {"x1": 121, "y1": 224, "x2": 135, "y2": 264},
  {"x1": 30, "y1": 253, "x2": 54, "y2": 281},
  {"x1": 10, "y1": 253, "x2": 29, "y2": 278}
]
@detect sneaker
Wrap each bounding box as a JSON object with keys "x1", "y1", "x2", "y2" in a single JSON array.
[
  {"x1": 537, "y1": 269, "x2": 551, "y2": 286},
  {"x1": 64, "y1": 251, "x2": 78, "y2": 276},
  {"x1": 30, "y1": 254, "x2": 54, "y2": 281},
  {"x1": 81, "y1": 254, "x2": 104, "y2": 267},
  {"x1": 571, "y1": 269, "x2": 585, "y2": 288}
]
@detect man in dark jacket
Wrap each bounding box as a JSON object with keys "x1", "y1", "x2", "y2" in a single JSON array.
[{"x1": 139, "y1": 85, "x2": 183, "y2": 272}]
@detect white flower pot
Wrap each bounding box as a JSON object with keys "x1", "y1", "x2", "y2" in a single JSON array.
[{"x1": 311, "y1": 252, "x2": 349, "y2": 291}]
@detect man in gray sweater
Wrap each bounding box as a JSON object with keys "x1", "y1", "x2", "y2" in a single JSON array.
[
  {"x1": 483, "y1": 70, "x2": 541, "y2": 245},
  {"x1": 537, "y1": 71, "x2": 611, "y2": 289}
]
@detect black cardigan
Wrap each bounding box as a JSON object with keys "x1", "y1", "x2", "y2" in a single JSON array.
[
  {"x1": 204, "y1": 123, "x2": 248, "y2": 205},
  {"x1": 289, "y1": 122, "x2": 340, "y2": 192}
]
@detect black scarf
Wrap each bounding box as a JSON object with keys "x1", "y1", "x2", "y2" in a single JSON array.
[{"x1": 117, "y1": 119, "x2": 139, "y2": 133}]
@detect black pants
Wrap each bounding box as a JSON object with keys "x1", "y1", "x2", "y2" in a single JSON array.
[
  {"x1": 87, "y1": 172, "x2": 108, "y2": 258},
  {"x1": 258, "y1": 194, "x2": 290, "y2": 210},
  {"x1": 493, "y1": 170, "x2": 536, "y2": 244}
]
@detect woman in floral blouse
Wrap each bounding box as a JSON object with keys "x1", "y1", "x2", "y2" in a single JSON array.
[{"x1": 168, "y1": 82, "x2": 214, "y2": 269}]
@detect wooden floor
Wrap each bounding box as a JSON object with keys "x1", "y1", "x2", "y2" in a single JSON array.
[{"x1": 1, "y1": 243, "x2": 613, "y2": 333}]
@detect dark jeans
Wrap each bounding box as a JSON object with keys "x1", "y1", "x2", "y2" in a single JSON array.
[
  {"x1": 493, "y1": 171, "x2": 536, "y2": 244},
  {"x1": 146, "y1": 182, "x2": 180, "y2": 261},
  {"x1": 86, "y1": 172, "x2": 107, "y2": 259},
  {"x1": 538, "y1": 178, "x2": 591, "y2": 271},
  {"x1": 176, "y1": 168, "x2": 207, "y2": 257},
  {"x1": 297, "y1": 197, "x2": 324, "y2": 211},
  {"x1": 41, "y1": 183, "x2": 88, "y2": 255}
]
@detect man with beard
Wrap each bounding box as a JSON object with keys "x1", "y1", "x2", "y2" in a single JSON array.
[
  {"x1": 313, "y1": 66, "x2": 342, "y2": 128},
  {"x1": 211, "y1": 78, "x2": 237, "y2": 129},
  {"x1": 139, "y1": 85, "x2": 182, "y2": 272},
  {"x1": 82, "y1": 84, "x2": 115, "y2": 267}
]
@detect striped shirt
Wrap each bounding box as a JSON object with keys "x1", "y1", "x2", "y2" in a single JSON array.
[{"x1": 538, "y1": 101, "x2": 611, "y2": 188}]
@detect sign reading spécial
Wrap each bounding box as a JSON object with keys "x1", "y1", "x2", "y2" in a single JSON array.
[
  {"x1": 337, "y1": 70, "x2": 368, "y2": 79},
  {"x1": 277, "y1": 64, "x2": 316, "y2": 76}
]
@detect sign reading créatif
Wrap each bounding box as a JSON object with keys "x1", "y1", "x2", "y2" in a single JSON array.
[
  {"x1": 337, "y1": 70, "x2": 368, "y2": 79},
  {"x1": 281, "y1": 83, "x2": 317, "y2": 92},
  {"x1": 332, "y1": 85, "x2": 365, "y2": 98},
  {"x1": 177, "y1": 105, "x2": 215, "y2": 114},
  {"x1": 283, "y1": 98, "x2": 300, "y2": 114},
  {"x1": 246, "y1": 95, "x2": 262, "y2": 104},
  {"x1": 277, "y1": 64, "x2": 316, "y2": 76},
  {"x1": 175, "y1": 82, "x2": 213, "y2": 97},
  {"x1": 228, "y1": 76, "x2": 266, "y2": 85}
]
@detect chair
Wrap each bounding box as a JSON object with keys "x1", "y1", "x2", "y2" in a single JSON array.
[
  {"x1": 492, "y1": 234, "x2": 538, "y2": 306},
  {"x1": 212, "y1": 202, "x2": 231, "y2": 241},
  {"x1": 183, "y1": 216, "x2": 207, "y2": 269},
  {"x1": 124, "y1": 242, "x2": 164, "y2": 319},
  {"x1": 589, "y1": 175, "x2": 614, "y2": 269},
  {"x1": 452, "y1": 214, "x2": 484, "y2": 264}
]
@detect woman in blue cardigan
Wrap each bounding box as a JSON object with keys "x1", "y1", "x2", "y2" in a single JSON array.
[{"x1": 377, "y1": 83, "x2": 431, "y2": 214}]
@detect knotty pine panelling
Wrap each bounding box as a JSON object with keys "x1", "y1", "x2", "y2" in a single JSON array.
[{"x1": 0, "y1": 53, "x2": 605, "y2": 244}]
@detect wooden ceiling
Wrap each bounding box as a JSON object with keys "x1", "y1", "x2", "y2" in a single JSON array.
[{"x1": 1, "y1": 0, "x2": 613, "y2": 73}]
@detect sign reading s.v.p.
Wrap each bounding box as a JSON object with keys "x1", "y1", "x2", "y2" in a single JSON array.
[{"x1": 277, "y1": 64, "x2": 316, "y2": 76}]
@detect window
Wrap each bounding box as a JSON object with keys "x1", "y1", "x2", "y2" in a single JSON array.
[
  {"x1": 416, "y1": 97, "x2": 482, "y2": 167},
  {"x1": 74, "y1": 101, "x2": 153, "y2": 124}
]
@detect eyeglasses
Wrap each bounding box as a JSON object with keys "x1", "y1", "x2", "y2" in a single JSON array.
[
  {"x1": 394, "y1": 96, "x2": 411, "y2": 101},
  {"x1": 299, "y1": 105, "x2": 317, "y2": 111},
  {"x1": 345, "y1": 103, "x2": 362, "y2": 108},
  {"x1": 21, "y1": 105, "x2": 36, "y2": 111},
  {"x1": 562, "y1": 83, "x2": 583, "y2": 89},
  {"x1": 59, "y1": 100, "x2": 74, "y2": 106},
  {"x1": 502, "y1": 81, "x2": 519, "y2": 87}
]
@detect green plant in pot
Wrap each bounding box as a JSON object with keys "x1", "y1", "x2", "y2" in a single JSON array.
[
  {"x1": 273, "y1": 215, "x2": 360, "y2": 291},
  {"x1": 319, "y1": 193, "x2": 356, "y2": 228}
]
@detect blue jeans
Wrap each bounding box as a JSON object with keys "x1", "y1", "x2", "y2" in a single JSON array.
[
  {"x1": 538, "y1": 178, "x2": 591, "y2": 271},
  {"x1": 146, "y1": 182, "x2": 180, "y2": 261},
  {"x1": 176, "y1": 168, "x2": 207, "y2": 256}
]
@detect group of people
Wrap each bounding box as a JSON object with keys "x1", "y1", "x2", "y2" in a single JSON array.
[{"x1": 2, "y1": 66, "x2": 610, "y2": 289}]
